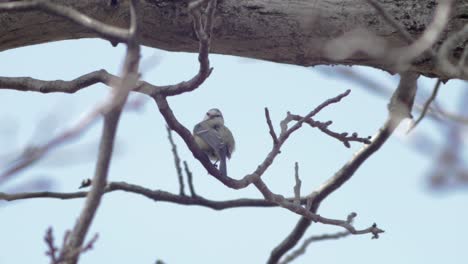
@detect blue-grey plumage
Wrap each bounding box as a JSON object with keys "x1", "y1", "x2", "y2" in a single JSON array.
[{"x1": 193, "y1": 108, "x2": 235, "y2": 177}]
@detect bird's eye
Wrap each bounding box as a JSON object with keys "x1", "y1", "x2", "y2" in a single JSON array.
[{"x1": 206, "y1": 112, "x2": 210, "y2": 116}]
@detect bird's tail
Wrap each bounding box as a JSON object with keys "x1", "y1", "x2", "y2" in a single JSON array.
[{"x1": 218, "y1": 146, "x2": 228, "y2": 177}]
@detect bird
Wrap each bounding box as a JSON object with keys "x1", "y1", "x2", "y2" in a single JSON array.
[{"x1": 193, "y1": 108, "x2": 235, "y2": 177}]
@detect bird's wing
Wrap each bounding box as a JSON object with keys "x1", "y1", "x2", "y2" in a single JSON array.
[
  {"x1": 194, "y1": 124, "x2": 229, "y2": 177},
  {"x1": 193, "y1": 124, "x2": 226, "y2": 154}
]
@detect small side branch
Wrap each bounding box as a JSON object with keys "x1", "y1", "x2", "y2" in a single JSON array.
[
  {"x1": 293, "y1": 162, "x2": 301, "y2": 206},
  {"x1": 183, "y1": 161, "x2": 197, "y2": 197},
  {"x1": 44, "y1": 227, "x2": 98, "y2": 264},
  {"x1": 279, "y1": 231, "x2": 350, "y2": 264},
  {"x1": 265, "y1": 108, "x2": 279, "y2": 145},
  {"x1": 408, "y1": 79, "x2": 442, "y2": 132},
  {"x1": 167, "y1": 126, "x2": 185, "y2": 196},
  {"x1": 288, "y1": 115, "x2": 371, "y2": 148}
]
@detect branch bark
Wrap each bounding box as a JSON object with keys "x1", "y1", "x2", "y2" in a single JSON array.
[{"x1": 0, "y1": 0, "x2": 467, "y2": 78}]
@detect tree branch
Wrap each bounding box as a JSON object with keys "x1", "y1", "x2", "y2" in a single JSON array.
[
  {"x1": 57, "y1": 1, "x2": 141, "y2": 262},
  {"x1": 408, "y1": 78, "x2": 442, "y2": 132},
  {"x1": 183, "y1": 161, "x2": 197, "y2": 197},
  {"x1": 0, "y1": 0, "x2": 466, "y2": 77},
  {"x1": 0, "y1": 69, "x2": 156, "y2": 95},
  {"x1": 0, "y1": 0, "x2": 130, "y2": 43},
  {"x1": 279, "y1": 231, "x2": 350, "y2": 264},
  {"x1": 265, "y1": 107, "x2": 279, "y2": 146},
  {"x1": 166, "y1": 126, "x2": 185, "y2": 196},
  {"x1": 267, "y1": 72, "x2": 420, "y2": 264},
  {"x1": 0, "y1": 181, "x2": 312, "y2": 210}
]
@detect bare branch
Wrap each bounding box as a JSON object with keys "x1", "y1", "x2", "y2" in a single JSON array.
[
  {"x1": 267, "y1": 72, "x2": 419, "y2": 264},
  {"x1": 156, "y1": 0, "x2": 216, "y2": 96},
  {"x1": 157, "y1": 88, "x2": 362, "y2": 191},
  {"x1": 408, "y1": 79, "x2": 442, "y2": 132},
  {"x1": 0, "y1": 69, "x2": 156, "y2": 95},
  {"x1": 43, "y1": 227, "x2": 97, "y2": 264},
  {"x1": 44, "y1": 227, "x2": 59, "y2": 264},
  {"x1": 59, "y1": 1, "x2": 141, "y2": 262},
  {"x1": 253, "y1": 178, "x2": 383, "y2": 237},
  {"x1": 279, "y1": 90, "x2": 351, "y2": 139},
  {"x1": 265, "y1": 107, "x2": 279, "y2": 145},
  {"x1": 279, "y1": 231, "x2": 350, "y2": 264},
  {"x1": 293, "y1": 162, "x2": 301, "y2": 206},
  {"x1": 0, "y1": 181, "x2": 312, "y2": 210},
  {"x1": 167, "y1": 126, "x2": 185, "y2": 196},
  {"x1": 183, "y1": 161, "x2": 197, "y2": 197},
  {"x1": 0, "y1": 96, "x2": 142, "y2": 185},
  {"x1": 432, "y1": 103, "x2": 468, "y2": 124},
  {"x1": 59, "y1": 108, "x2": 124, "y2": 263},
  {"x1": 288, "y1": 115, "x2": 371, "y2": 148}
]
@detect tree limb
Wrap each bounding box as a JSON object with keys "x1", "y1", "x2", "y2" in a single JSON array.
[
  {"x1": 267, "y1": 72, "x2": 420, "y2": 264},
  {"x1": 0, "y1": 0, "x2": 466, "y2": 78}
]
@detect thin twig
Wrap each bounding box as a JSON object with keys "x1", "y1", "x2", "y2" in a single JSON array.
[
  {"x1": 0, "y1": 96, "x2": 143, "y2": 185},
  {"x1": 293, "y1": 162, "x2": 301, "y2": 206},
  {"x1": 408, "y1": 79, "x2": 442, "y2": 132},
  {"x1": 157, "y1": 0, "x2": 215, "y2": 97},
  {"x1": 167, "y1": 126, "x2": 185, "y2": 196},
  {"x1": 44, "y1": 227, "x2": 59, "y2": 264},
  {"x1": 279, "y1": 231, "x2": 350, "y2": 264},
  {"x1": 265, "y1": 107, "x2": 279, "y2": 145},
  {"x1": 288, "y1": 115, "x2": 371, "y2": 148},
  {"x1": 183, "y1": 161, "x2": 197, "y2": 197}
]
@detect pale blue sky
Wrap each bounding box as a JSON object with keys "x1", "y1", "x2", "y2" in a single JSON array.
[{"x1": 0, "y1": 39, "x2": 467, "y2": 264}]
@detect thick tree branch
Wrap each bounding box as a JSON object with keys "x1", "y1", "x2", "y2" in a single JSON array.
[
  {"x1": 0, "y1": 0, "x2": 466, "y2": 78},
  {"x1": 0, "y1": 0, "x2": 130, "y2": 43}
]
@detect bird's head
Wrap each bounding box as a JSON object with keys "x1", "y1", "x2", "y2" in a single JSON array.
[{"x1": 203, "y1": 108, "x2": 224, "y2": 125}]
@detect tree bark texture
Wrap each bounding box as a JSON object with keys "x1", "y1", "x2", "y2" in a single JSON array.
[{"x1": 0, "y1": 0, "x2": 467, "y2": 78}]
